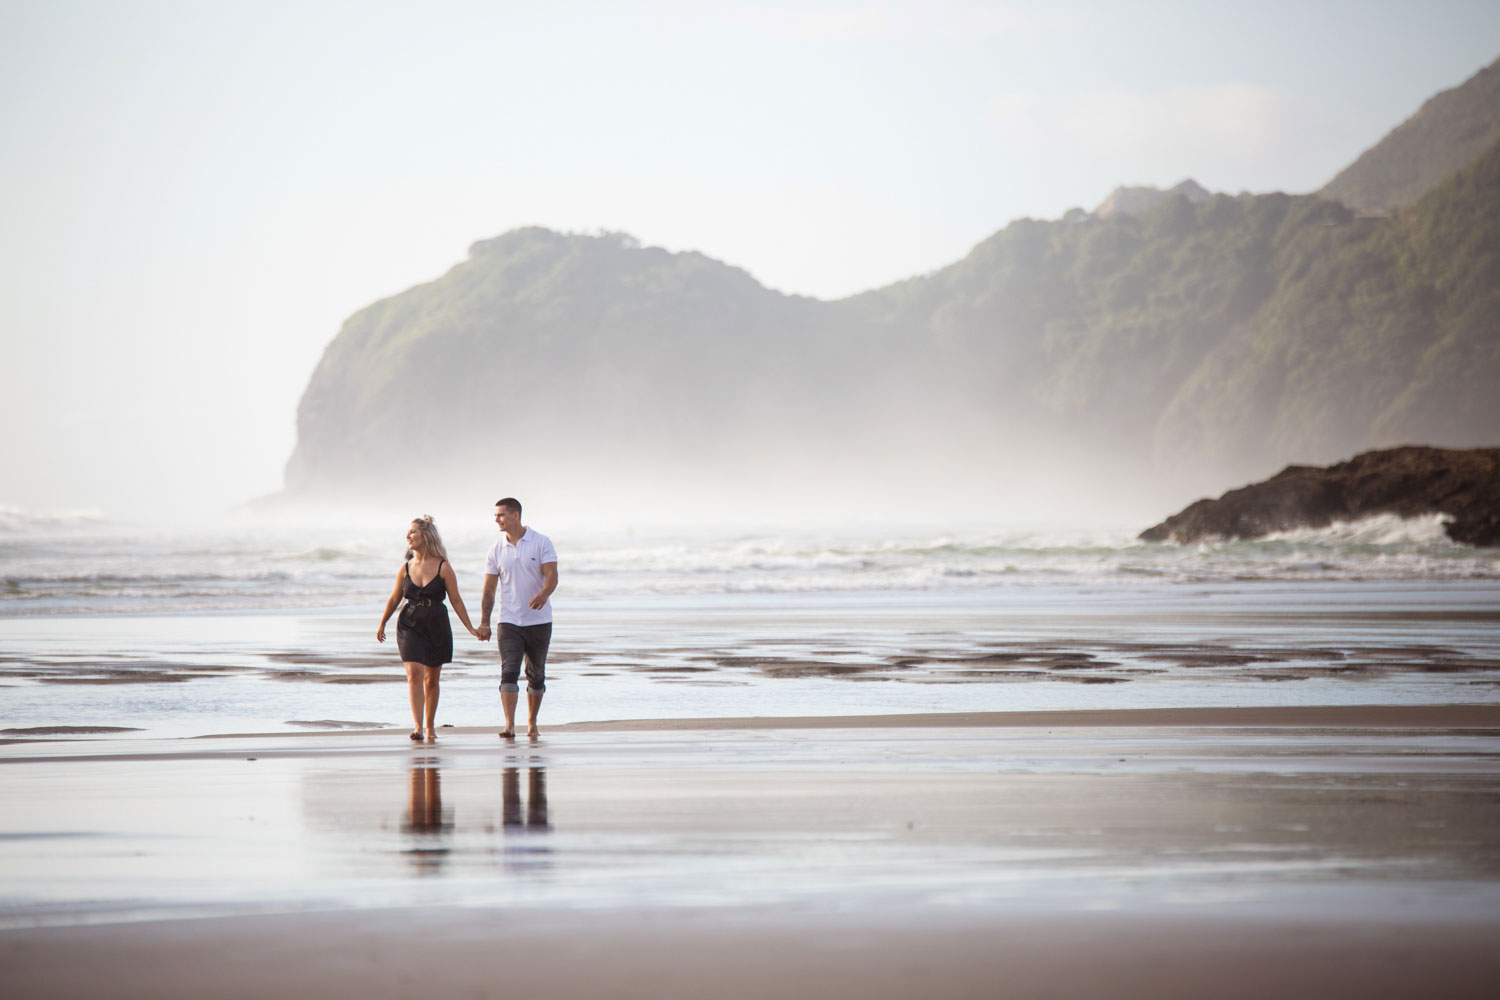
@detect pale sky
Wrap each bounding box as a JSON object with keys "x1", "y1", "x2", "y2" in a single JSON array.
[{"x1": 3, "y1": 0, "x2": 1498, "y2": 519}]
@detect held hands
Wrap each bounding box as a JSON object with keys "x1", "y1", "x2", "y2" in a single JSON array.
[{"x1": 476, "y1": 625, "x2": 492, "y2": 642}]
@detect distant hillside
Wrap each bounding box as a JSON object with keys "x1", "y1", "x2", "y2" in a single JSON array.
[
  {"x1": 1152, "y1": 135, "x2": 1500, "y2": 481},
  {"x1": 854, "y1": 137, "x2": 1500, "y2": 491},
  {"x1": 286, "y1": 140, "x2": 1500, "y2": 511},
  {"x1": 284, "y1": 67, "x2": 1500, "y2": 515},
  {"x1": 285, "y1": 229, "x2": 842, "y2": 501},
  {"x1": 1319, "y1": 56, "x2": 1500, "y2": 212}
]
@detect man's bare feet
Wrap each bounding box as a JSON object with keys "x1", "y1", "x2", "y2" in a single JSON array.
[
  {"x1": 499, "y1": 729, "x2": 515, "y2": 739},
  {"x1": 527, "y1": 726, "x2": 539, "y2": 739},
  {"x1": 410, "y1": 731, "x2": 423, "y2": 741},
  {"x1": 424, "y1": 728, "x2": 436, "y2": 742}
]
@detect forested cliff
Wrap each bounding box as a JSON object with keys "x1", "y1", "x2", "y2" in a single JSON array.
[{"x1": 284, "y1": 60, "x2": 1500, "y2": 514}]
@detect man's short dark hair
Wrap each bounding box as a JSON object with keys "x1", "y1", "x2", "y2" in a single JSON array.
[{"x1": 496, "y1": 497, "x2": 522, "y2": 516}]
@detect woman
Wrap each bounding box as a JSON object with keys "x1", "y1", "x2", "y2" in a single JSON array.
[{"x1": 377, "y1": 516, "x2": 479, "y2": 741}]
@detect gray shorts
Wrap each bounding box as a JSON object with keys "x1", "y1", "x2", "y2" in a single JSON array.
[{"x1": 499, "y1": 622, "x2": 551, "y2": 693}]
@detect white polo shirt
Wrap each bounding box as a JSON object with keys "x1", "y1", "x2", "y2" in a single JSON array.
[{"x1": 484, "y1": 527, "x2": 557, "y2": 626}]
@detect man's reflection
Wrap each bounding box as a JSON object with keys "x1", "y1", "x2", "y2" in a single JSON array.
[
  {"x1": 401, "y1": 759, "x2": 453, "y2": 874},
  {"x1": 502, "y1": 767, "x2": 550, "y2": 831},
  {"x1": 498, "y1": 767, "x2": 552, "y2": 876}
]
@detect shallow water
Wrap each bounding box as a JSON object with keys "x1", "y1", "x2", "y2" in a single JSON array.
[
  {"x1": 1, "y1": 584, "x2": 1498, "y2": 740},
  {"x1": 2, "y1": 514, "x2": 1498, "y2": 739}
]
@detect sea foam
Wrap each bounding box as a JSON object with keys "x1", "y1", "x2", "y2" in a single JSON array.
[
  {"x1": 2, "y1": 518, "x2": 1497, "y2": 616},
  {"x1": 1265, "y1": 512, "x2": 1457, "y2": 548}
]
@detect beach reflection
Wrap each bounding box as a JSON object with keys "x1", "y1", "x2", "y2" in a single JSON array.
[
  {"x1": 496, "y1": 767, "x2": 553, "y2": 876},
  {"x1": 503, "y1": 767, "x2": 550, "y2": 832},
  {"x1": 302, "y1": 759, "x2": 556, "y2": 883},
  {"x1": 387, "y1": 763, "x2": 553, "y2": 879},
  {"x1": 400, "y1": 757, "x2": 453, "y2": 875}
]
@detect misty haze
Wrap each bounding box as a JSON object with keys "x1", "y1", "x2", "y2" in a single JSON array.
[{"x1": 268, "y1": 60, "x2": 1500, "y2": 528}]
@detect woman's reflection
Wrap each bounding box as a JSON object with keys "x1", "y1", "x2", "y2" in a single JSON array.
[{"x1": 401, "y1": 758, "x2": 453, "y2": 874}]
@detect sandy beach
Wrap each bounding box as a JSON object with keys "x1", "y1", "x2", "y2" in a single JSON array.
[
  {"x1": 4, "y1": 705, "x2": 1499, "y2": 998},
  {"x1": 9, "y1": 904, "x2": 1500, "y2": 1000}
]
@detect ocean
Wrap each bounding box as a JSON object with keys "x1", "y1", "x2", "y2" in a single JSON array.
[{"x1": 2, "y1": 508, "x2": 1498, "y2": 740}]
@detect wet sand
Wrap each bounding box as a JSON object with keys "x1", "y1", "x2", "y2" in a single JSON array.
[
  {"x1": 3, "y1": 707, "x2": 1499, "y2": 997},
  {"x1": 8, "y1": 906, "x2": 1500, "y2": 1000},
  {"x1": 5, "y1": 586, "x2": 1500, "y2": 742},
  {"x1": 555, "y1": 703, "x2": 1500, "y2": 729}
]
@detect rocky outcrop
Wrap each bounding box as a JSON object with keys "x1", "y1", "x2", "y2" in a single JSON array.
[{"x1": 1139, "y1": 447, "x2": 1500, "y2": 547}]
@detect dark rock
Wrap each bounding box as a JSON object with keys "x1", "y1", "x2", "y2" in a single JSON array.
[{"x1": 1139, "y1": 446, "x2": 1500, "y2": 547}]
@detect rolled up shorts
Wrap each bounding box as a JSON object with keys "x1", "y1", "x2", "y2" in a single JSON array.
[{"x1": 499, "y1": 622, "x2": 551, "y2": 693}]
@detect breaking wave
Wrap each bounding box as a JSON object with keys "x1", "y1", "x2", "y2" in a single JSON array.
[
  {"x1": 1, "y1": 515, "x2": 1495, "y2": 615},
  {"x1": 0, "y1": 505, "x2": 107, "y2": 534},
  {"x1": 1264, "y1": 512, "x2": 1458, "y2": 547}
]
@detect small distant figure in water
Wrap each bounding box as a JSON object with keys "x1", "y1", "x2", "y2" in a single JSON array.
[
  {"x1": 476, "y1": 498, "x2": 558, "y2": 739},
  {"x1": 377, "y1": 516, "x2": 480, "y2": 741}
]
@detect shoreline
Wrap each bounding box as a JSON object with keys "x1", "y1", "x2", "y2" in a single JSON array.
[
  {"x1": 1, "y1": 703, "x2": 1494, "y2": 749},
  {"x1": 551, "y1": 703, "x2": 1500, "y2": 731}
]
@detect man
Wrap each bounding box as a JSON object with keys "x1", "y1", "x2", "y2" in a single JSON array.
[{"x1": 476, "y1": 498, "x2": 558, "y2": 738}]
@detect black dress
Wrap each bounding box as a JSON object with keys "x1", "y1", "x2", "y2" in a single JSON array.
[{"x1": 396, "y1": 559, "x2": 453, "y2": 667}]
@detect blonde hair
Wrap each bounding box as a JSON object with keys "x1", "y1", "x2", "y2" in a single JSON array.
[{"x1": 407, "y1": 515, "x2": 449, "y2": 562}]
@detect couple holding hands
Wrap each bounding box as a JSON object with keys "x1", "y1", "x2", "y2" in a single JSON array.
[{"x1": 377, "y1": 498, "x2": 557, "y2": 741}]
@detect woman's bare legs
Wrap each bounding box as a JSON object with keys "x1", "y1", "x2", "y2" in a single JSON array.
[
  {"x1": 422, "y1": 666, "x2": 441, "y2": 740},
  {"x1": 404, "y1": 661, "x2": 425, "y2": 739}
]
